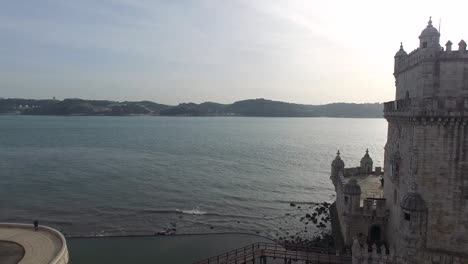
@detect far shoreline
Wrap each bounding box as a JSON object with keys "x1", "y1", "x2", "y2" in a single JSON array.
[{"x1": 0, "y1": 114, "x2": 384, "y2": 119}]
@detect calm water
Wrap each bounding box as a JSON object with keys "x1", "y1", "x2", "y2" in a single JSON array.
[{"x1": 0, "y1": 116, "x2": 387, "y2": 238}]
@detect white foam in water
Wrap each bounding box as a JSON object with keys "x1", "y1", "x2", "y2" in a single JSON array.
[{"x1": 177, "y1": 207, "x2": 207, "y2": 215}]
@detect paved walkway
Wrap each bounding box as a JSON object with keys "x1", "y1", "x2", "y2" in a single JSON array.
[{"x1": 0, "y1": 223, "x2": 66, "y2": 264}]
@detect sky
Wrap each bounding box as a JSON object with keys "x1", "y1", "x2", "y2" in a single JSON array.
[{"x1": 1, "y1": 0, "x2": 468, "y2": 105}]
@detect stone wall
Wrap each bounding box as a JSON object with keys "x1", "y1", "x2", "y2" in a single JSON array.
[
  {"x1": 384, "y1": 115, "x2": 468, "y2": 261},
  {"x1": 413, "y1": 120, "x2": 468, "y2": 254}
]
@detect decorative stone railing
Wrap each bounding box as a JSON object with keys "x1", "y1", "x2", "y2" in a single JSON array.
[
  {"x1": 384, "y1": 97, "x2": 468, "y2": 119},
  {"x1": 383, "y1": 99, "x2": 412, "y2": 113}
]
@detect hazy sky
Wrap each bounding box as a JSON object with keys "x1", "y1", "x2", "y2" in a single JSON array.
[{"x1": 1, "y1": 0, "x2": 468, "y2": 105}]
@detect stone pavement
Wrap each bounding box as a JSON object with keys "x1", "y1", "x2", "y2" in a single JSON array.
[{"x1": 0, "y1": 223, "x2": 68, "y2": 264}]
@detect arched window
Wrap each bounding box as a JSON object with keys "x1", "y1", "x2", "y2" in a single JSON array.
[{"x1": 394, "y1": 189, "x2": 397, "y2": 205}]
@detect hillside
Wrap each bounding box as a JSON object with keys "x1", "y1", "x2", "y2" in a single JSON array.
[
  {"x1": 160, "y1": 99, "x2": 383, "y2": 118},
  {"x1": 0, "y1": 98, "x2": 170, "y2": 116}
]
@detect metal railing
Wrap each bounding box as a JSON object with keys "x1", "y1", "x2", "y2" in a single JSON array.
[{"x1": 194, "y1": 242, "x2": 352, "y2": 264}]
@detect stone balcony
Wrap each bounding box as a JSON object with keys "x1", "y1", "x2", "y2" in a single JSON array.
[{"x1": 384, "y1": 97, "x2": 468, "y2": 119}]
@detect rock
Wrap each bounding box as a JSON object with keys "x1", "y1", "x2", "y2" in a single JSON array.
[{"x1": 290, "y1": 203, "x2": 296, "y2": 207}]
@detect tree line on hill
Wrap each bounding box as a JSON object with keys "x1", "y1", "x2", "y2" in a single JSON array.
[{"x1": 0, "y1": 98, "x2": 383, "y2": 118}]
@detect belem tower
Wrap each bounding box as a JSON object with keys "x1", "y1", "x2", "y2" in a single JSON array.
[{"x1": 331, "y1": 18, "x2": 468, "y2": 264}]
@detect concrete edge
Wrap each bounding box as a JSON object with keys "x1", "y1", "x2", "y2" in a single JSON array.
[{"x1": 0, "y1": 223, "x2": 68, "y2": 264}]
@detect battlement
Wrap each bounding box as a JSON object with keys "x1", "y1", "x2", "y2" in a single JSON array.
[
  {"x1": 352, "y1": 238, "x2": 394, "y2": 264},
  {"x1": 395, "y1": 47, "x2": 468, "y2": 75},
  {"x1": 395, "y1": 48, "x2": 438, "y2": 74}
]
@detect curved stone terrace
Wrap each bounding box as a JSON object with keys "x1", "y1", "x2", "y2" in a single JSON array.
[{"x1": 0, "y1": 223, "x2": 69, "y2": 264}]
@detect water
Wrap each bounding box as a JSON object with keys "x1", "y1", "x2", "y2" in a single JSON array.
[{"x1": 0, "y1": 116, "x2": 387, "y2": 238}]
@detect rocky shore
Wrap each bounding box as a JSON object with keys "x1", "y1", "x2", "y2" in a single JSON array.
[
  {"x1": 274, "y1": 202, "x2": 335, "y2": 250},
  {"x1": 154, "y1": 201, "x2": 336, "y2": 252}
]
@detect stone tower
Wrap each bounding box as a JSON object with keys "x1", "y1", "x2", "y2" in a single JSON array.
[
  {"x1": 384, "y1": 17, "x2": 468, "y2": 263},
  {"x1": 360, "y1": 149, "x2": 373, "y2": 174},
  {"x1": 331, "y1": 150, "x2": 345, "y2": 185}
]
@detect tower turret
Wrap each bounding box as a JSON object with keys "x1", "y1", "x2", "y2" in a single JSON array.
[
  {"x1": 394, "y1": 42, "x2": 407, "y2": 73},
  {"x1": 331, "y1": 150, "x2": 345, "y2": 185},
  {"x1": 446, "y1": 40, "x2": 453, "y2": 51},
  {"x1": 419, "y1": 17, "x2": 440, "y2": 49},
  {"x1": 459, "y1": 39, "x2": 467, "y2": 51},
  {"x1": 398, "y1": 186, "x2": 428, "y2": 262},
  {"x1": 360, "y1": 149, "x2": 373, "y2": 174}
]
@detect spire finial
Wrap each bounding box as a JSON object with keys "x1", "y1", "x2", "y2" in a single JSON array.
[
  {"x1": 337, "y1": 150, "x2": 340, "y2": 156},
  {"x1": 428, "y1": 16, "x2": 432, "y2": 26},
  {"x1": 400, "y1": 42, "x2": 403, "y2": 49},
  {"x1": 366, "y1": 148, "x2": 369, "y2": 154}
]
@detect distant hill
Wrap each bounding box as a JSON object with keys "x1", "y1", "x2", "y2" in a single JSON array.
[
  {"x1": 0, "y1": 98, "x2": 170, "y2": 116},
  {"x1": 160, "y1": 99, "x2": 383, "y2": 118},
  {"x1": 0, "y1": 98, "x2": 383, "y2": 118}
]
